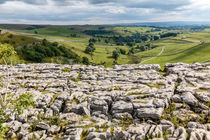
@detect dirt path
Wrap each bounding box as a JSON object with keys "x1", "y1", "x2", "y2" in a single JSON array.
[{"x1": 140, "y1": 46, "x2": 165, "y2": 64}]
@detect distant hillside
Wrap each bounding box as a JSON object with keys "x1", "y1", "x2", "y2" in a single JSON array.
[{"x1": 114, "y1": 21, "x2": 210, "y2": 26}]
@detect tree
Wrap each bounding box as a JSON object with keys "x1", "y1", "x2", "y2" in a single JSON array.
[
  {"x1": 34, "y1": 31, "x2": 38, "y2": 34},
  {"x1": 119, "y1": 49, "x2": 126, "y2": 55},
  {"x1": 139, "y1": 46, "x2": 145, "y2": 52},
  {"x1": 153, "y1": 35, "x2": 159, "y2": 40},
  {"x1": 84, "y1": 42, "x2": 95, "y2": 62},
  {"x1": 112, "y1": 49, "x2": 120, "y2": 64},
  {"x1": 127, "y1": 42, "x2": 134, "y2": 47},
  {"x1": 42, "y1": 39, "x2": 48, "y2": 46},
  {"x1": 128, "y1": 47, "x2": 135, "y2": 55},
  {"x1": 0, "y1": 44, "x2": 18, "y2": 64},
  {"x1": 8, "y1": 34, "x2": 13, "y2": 39},
  {"x1": 52, "y1": 42, "x2": 58, "y2": 47},
  {"x1": 82, "y1": 57, "x2": 90, "y2": 65},
  {"x1": 89, "y1": 38, "x2": 96, "y2": 43},
  {"x1": 105, "y1": 39, "x2": 109, "y2": 44}
]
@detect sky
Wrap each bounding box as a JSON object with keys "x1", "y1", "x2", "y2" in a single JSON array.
[{"x1": 0, "y1": 0, "x2": 210, "y2": 25}]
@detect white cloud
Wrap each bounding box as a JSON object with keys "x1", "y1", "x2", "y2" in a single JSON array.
[{"x1": 0, "y1": 0, "x2": 209, "y2": 24}]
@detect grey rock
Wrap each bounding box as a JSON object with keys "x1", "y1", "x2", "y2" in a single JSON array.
[
  {"x1": 6, "y1": 121, "x2": 22, "y2": 132},
  {"x1": 90, "y1": 98, "x2": 108, "y2": 115},
  {"x1": 111, "y1": 100, "x2": 133, "y2": 114},
  {"x1": 63, "y1": 128, "x2": 83, "y2": 140},
  {"x1": 181, "y1": 92, "x2": 198, "y2": 106},
  {"x1": 22, "y1": 131, "x2": 47, "y2": 140},
  {"x1": 48, "y1": 125, "x2": 60, "y2": 134},
  {"x1": 113, "y1": 112, "x2": 133, "y2": 120},
  {"x1": 173, "y1": 127, "x2": 187, "y2": 140},
  {"x1": 136, "y1": 108, "x2": 164, "y2": 120},
  {"x1": 115, "y1": 131, "x2": 130, "y2": 140},
  {"x1": 64, "y1": 102, "x2": 90, "y2": 116},
  {"x1": 36, "y1": 122, "x2": 50, "y2": 131},
  {"x1": 195, "y1": 92, "x2": 210, "y2": 103},
  {"x1": 189, "y1": 129, "x2": 210, "y2": 140},
  {"x1": 172, "y1": 94, "x2": 182, "y2": 103},
  {"x1": 50, "y1": 99, "x2": 63, "y2": 114},
  {"x1": 87, "y1": 132, "x2": 107, "y2": 140}
]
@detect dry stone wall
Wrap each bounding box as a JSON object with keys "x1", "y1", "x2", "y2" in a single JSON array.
[{"x1": 0, "y1": 63, "x2": 209, "y2": 140}]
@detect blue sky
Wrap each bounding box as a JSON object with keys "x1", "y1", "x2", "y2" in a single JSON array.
[{"x1": 0, "y1": 0, "x2": 210, "y2": 24}]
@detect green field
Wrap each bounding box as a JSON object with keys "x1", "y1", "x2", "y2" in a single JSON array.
[{"x1": 138, "y1": 33, "x2": 210, "y2": 68}]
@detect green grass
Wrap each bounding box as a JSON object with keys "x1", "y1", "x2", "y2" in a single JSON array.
[
  {"x1": 113, "y1": 26, "x2": 154, "y2": 36},
  {"x1": 180, "y1": 32, "x2": 210, "y2": 43},
  {"x1": 141, "y1": 43, "x2": 210, "y2": 68},
  {"x1": 24, "y1": 27, "x2": 83, "y2": 37}
]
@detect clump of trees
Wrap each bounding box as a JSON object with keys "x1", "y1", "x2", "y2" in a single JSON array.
[
  {"x1": 18, "y1": 39, "x2": 81, "y2": 63},
  {"x1": 83, "y1": 30, "x2": 114, "y2": 36},
  {"x1": 135, "y1": 43, "x2": 158, "y2": 52},
  {"x1": 160, "y1": 32, "x2": 178, "y2": 38}
]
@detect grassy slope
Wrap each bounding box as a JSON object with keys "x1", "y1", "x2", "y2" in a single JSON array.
[
  {"x1": 0, "y1": 32, "x2": 40, "y2": 47},
  {"x1": 141, "y1": 43, "x2": 210, "y2": 68},
  {"x1": 137, "y1": 32, "x2": 210, "y2": 67}
]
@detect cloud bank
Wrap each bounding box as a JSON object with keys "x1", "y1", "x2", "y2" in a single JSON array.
[{"x1": 0, "y1": 0, "x2": 210, "y2": 24}]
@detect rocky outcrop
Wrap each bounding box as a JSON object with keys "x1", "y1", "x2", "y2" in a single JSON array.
[{"x1": 0, "y1": 62, "x2": 209, "y2": 140}]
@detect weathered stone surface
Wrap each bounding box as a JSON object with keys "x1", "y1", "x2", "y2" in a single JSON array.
[{"x1": 0, "y1": 63, "x2": 209, "y2": 139}]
